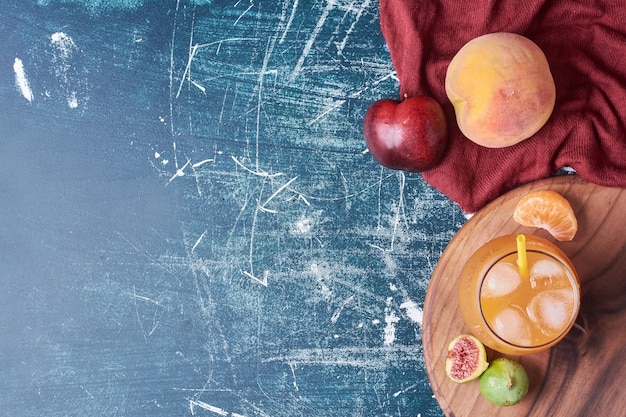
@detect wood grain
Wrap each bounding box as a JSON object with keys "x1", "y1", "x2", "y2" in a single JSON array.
[{"x1": 423, "y1": 175, "x2": 626, "y2": 417}]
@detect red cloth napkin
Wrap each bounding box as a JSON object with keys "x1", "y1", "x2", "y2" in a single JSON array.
[{"x1": 379, "y1": 0, "x2": 626, "y2": 213}]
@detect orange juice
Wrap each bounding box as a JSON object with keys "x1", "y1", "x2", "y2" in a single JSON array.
[{"x1": 458, "y1": 234, "x2": 581, "y2": 355}]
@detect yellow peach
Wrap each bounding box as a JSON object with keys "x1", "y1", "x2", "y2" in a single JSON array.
[{"x1": 445, "y1": 32, "x2": 556, "y2": 148}]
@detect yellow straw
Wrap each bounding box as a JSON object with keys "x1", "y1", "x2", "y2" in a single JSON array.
[{"x1": 516, "y1": 234, "x2": 529, "y2": 280}]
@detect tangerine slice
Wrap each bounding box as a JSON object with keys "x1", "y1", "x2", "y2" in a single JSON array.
[{"x1": 513, "y1": 190, "x2": 578, "y2": 241}]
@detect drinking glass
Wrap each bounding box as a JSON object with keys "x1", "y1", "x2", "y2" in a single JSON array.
[{"x1": 458, "y1": 234, "x2": 581, "y2": 355}]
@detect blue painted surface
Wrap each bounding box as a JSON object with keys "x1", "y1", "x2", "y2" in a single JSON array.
[{"x1": 0, "y1": 1, "x2": 464, "y2": 416}]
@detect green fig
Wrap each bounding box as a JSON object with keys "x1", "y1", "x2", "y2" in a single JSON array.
[{"x1": 479, "y1": 357, "x2": 529, "y2": 406}]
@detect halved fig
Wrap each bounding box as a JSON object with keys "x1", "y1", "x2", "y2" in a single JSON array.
[{"x1": 445, "y1": 334, "x2": 489, "y2": 383}]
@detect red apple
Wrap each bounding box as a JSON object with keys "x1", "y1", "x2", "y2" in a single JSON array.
[{"x1": 363, "y1": 96, "x2": 448, "y2": 172}]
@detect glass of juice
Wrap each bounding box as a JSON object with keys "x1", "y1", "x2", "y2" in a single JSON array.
[{"x1": 458, "y1": 234, "x2": 581, "y2": 355}]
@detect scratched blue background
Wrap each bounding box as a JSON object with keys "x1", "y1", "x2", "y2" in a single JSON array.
[{"x1": 0, "y1": 1, "x2": 464, "y2": 416}]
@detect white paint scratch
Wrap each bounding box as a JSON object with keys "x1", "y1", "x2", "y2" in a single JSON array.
[
  {"x1": 191, "y1": 231, "x2": 206, "y2": 253},
  {"x1": 307, "y1": 72, "x2": 396, "y2": 125},
  {"x1": 262, "y1": 345, "x2": 420, "y2": 368},
  {"x1": 289, "y1": 0, "x2": 334, "y2": 83},
  {"x1": 279, "y1": 0, "x2": 298, "y2": 44},
  {"x1": 392, "y1": 383, "x2": 419, "y2": 398},
  {"x1": 188, "y1": 400, "x2": 231, "y2": 416},
  {"x1": 233, "y1": 1, "x2": 254, "y2": 27},
  {"x1": 191, "y1": 158, "x2": 214, "y2": 168},
  {"x1": 288, "y1": 362, "x2": 299, "y2": 391},
  {"x1": 190, "y1": 80, "x2": 206, "y2": 93},
  {"x1": 13, "y1": 58, "x2": 34, "y2": 102},
  {"x1": 258, "y1": 176, "x2": 298, "y2": 212},
  {"x1": 170, "y1": 35, "x2": 257, "y2": 101},
  {"x1": 370, "y1": 172, "x2": 407, "y2": 253},
  {"x1": 80, "y1": 385, "x2": 95, "y2": 399},
  {"x1": 196, "y1": 37, "x2": 260, "y2": 54},
  {"x1": 176, "y1": 43, "x2": 199, "y2": 99},
  {"x1": 132, "y1": 285, "x2": 148, "y2": 341},
  {"x1": 330, "y1": 295, "x2": 355, "y2": 324},
  {"x1": 242, "y1": 270, "x2": 269, "y2": 287},
  {"x1": 231, "y1": 155, "x2": 283, "y2": 178},
  {"x1": 253, "y1": 35, "x2": 278, "y2": 172},
  {"x1": 307, "y1": 99, "x2": 346, "y2": 126},
  {"x1": 166, "y1": 159, "x2": 191, "y2": 186},
  {"x1": 132, "y1": 292, "x2": 163, "y2": 306},
  {"x1": 335, "y1": 0, "x2": 371, "y2": 56},
  {"x1": 168, "y1": 0, "x2": 180, "y2": 136}
]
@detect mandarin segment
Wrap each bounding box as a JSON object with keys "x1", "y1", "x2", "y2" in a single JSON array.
[{"x1": 513, "y1": 190, "x2": 578, "y2": 241}]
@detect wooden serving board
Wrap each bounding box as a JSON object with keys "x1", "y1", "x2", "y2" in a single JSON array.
[{"x1": 423, "y1": 175, "x2": 626, "y2": 417}]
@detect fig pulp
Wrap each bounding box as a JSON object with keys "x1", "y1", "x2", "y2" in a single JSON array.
[
  {"x1": 479, "y1": 357, "x2": 529, "y2": 406},
  {"x1": 445, "y1": 334, "x2": 489, "y2": 383}
]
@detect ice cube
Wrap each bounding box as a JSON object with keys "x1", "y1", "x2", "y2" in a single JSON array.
[
  {"x1": 492, "y1": 306, "x2": 532, "y2": 346},
  {"x1": 529, "y1": 258, "x2": 564, "y2": 289},
  {"x1": 527, "y1": 289, "x2": 574, "y2": 333},
  {"x1": 482, "y1": 262, "x2": 521, "y2": 298}
]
